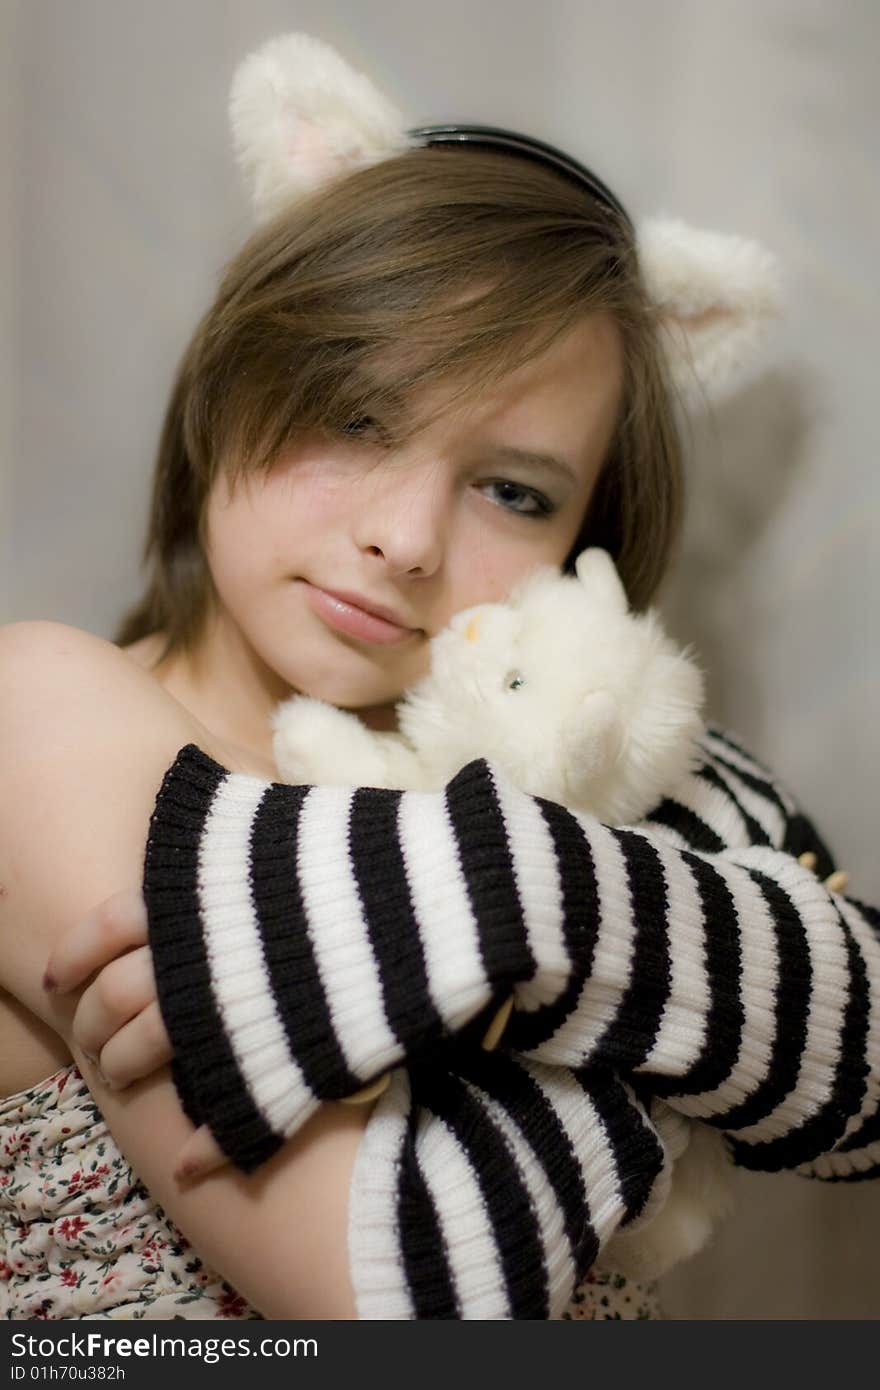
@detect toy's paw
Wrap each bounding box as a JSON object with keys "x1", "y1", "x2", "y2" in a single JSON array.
[
  {"x1": 271, "y1": 696, "x2": 364, "y2": 783},
  {"x1": 271, "y1": 695, "x2": 399, "y2": 787}
]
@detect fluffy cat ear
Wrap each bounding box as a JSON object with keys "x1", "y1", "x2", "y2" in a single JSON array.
[
  {"x1": 636, "y1": 217, "x2": 783, "y2": 404},
  {"x1": 229, "y1": 34, "x2": 783, "y2": 404},
  {"x1": 229, "y1": 32, "x2": 410, "y2": 223}
]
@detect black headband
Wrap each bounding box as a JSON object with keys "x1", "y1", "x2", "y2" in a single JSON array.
[{"x1": 408, "y1": 123, "x2": 633, "y2": 233}]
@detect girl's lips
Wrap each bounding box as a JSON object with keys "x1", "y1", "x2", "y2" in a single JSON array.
[{"x1": 302, "y1": 582, "x2": 420, "y2": 645}]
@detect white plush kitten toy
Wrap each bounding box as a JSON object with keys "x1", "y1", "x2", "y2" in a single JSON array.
[
  {"x1": 273, "y1": 548, "x2": 703, "y2": 818},
  {"x1": 272, "y1": 546, "x2": 735, "y2": 1281}
]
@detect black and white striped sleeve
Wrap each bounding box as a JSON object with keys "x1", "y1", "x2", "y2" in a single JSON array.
[
  {"x1": 346, "y1": 1051, "x2": 682, "y2": 1319},
  {"x1": 143, "y1": 731, "x2": 880, "y2": 1179},
  {"x1": 144, "y1": 745, "x2": 538, "y2": 1172},
  {"x1": 503, "y1": 726, "x2": 880, "y2": 1179}
]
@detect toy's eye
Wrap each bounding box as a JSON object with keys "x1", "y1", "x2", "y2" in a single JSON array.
[{"x1": 505, "y1": 670, "x2": 525, "y2": 691}]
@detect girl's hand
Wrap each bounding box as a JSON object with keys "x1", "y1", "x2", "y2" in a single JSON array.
[
  {"x1": 43, "y1": 888, "x2": 167, "y2": 1080},
  {"x1": 172, "y1": 1124, "x2": 229, "y2": 1181},
  {"x1": 43, "y1": 888, "x2": 228, "y2": 1180}
]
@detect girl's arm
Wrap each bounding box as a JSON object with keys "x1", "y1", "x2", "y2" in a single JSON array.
[
  {"x1": 0, "y1": 621, "x2": 674, "y2": 1320},
  {"x1": 141, "y1": 730, "x2": 880, "y2": 1180},
  {"x1": 0, "y1": 621, "x2": 365, "y2": 1318}
]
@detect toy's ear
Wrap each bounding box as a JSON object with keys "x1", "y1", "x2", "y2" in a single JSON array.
[
  {"x1": 574, "y1": 548, "x2": 629, "y2": 616},
  {"x1": 230, "y1": 33, "x2": 410, "y2": 223},
  {"x1": 637, "y1": 217, "x2": 782, "y2": 405}
]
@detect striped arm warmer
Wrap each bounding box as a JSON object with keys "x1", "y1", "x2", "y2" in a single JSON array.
[
  {"x1": 143, "y1": 727, "x2": 880, "y2": 1180},
  {"x1": 347, "y1": 1053, "x2": 686, "y2": 1319},
  {"x1": 503, "y1": 733, "x2": 880, "y2": 1176},
  {"x1": 145, "y1": 746, "x2": 542, "y2": 1170}
]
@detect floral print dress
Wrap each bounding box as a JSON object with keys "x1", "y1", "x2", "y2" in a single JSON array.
[
  {"x1": 0, "y1": 1065, "x2": 259, "y2": 1320},
  {"x1": 0, "y1": 1064, "x2": 659, "y2": 1320}
]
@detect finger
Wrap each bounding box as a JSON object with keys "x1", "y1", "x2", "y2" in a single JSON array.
[
  {"x1": 94, "y1": 1000, "x2": 173, "y2": 1089},
  {"x1": 71, "y1": 945, "x2": 156, "y2": 1058},
  {"x1": 44, "y1": 888, "x2": 148, "y2": 994},
  {"x1": 174, "y1": 1126, "x2": 229, "y2": 1183}
]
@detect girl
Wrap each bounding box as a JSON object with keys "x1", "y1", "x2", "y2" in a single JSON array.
[{"x1": 2, "y1": 33, "x2": 878, "y2": 1321}]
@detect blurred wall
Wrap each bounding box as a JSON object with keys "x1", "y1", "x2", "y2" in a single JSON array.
[{"x1": 4, "y1": 0, "x2": 879, "y2": 1318}]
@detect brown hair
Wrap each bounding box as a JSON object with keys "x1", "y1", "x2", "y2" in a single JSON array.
[{"x1": 115, "y1": 146, "x2": 684, "y2": 660}]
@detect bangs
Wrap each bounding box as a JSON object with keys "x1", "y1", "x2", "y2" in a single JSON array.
[
  {"x1": 187, "y1": 147, "x2": 639, "y2": 485},
  {"x1": 114, "y1": 145, "x2": 682, "y2": 655}
]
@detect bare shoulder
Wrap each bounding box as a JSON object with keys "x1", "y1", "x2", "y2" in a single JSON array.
[
  {"x1": 0, "y1": 622, "x2": 270, "y2": 775},
  {"x1": 1, "y1": 621, "x2": 190, "y2": 730},
  {"x1": 0, "y1": 621, "x2": 244, "y2": 779},
  {"x1": 1, "y1": 618, "x2": 136, "y2": 665},
  {"x1": 0, "y1": 621, "x2": 218, "y2": 1018}
]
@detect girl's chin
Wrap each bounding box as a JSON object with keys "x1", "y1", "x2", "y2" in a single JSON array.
[
  {"x1": 272, "y1": 643, "x2": 427, "y2": 709},
  {"x1": 273, "y1": 663, "x2": 408, "y2": 713}
]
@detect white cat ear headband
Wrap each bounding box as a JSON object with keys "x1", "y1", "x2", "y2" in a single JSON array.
[{"x1": 230, "y1": 32, "x2": 782, "y2": 404}]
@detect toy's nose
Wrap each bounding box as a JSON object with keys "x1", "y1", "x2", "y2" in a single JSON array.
[{"x1": 465, "y1": 616, "x2": 481, "y2": 644}]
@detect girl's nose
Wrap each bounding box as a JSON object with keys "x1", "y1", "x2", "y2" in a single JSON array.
[{"x1": 352, "y1": 459, "x2": 452, "y2": 577}]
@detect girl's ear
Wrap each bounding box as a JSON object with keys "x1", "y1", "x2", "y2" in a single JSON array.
[
  {"x1": 229, "y1": 33, "x2": 410, "y2": 223},
  {"x1": 636, "y1": 217, "x2": 783, "y2": 405}
]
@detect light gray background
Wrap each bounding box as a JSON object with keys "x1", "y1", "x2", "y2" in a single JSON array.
[{"x1": 4, "y1": 0, "x2": 878, "y2": 1318}]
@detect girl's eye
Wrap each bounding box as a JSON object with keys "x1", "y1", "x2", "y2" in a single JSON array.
[
  {"x1": 342, "y1": 415, "x2": 387, "y2": 442},
  {"x1": 481, "y1": 480, "x2": 556, "y2": 518}
]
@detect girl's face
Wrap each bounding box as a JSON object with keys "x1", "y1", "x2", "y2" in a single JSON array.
[{"x1": 203, "y1": 313, "x2": 623, "y2": 722}]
